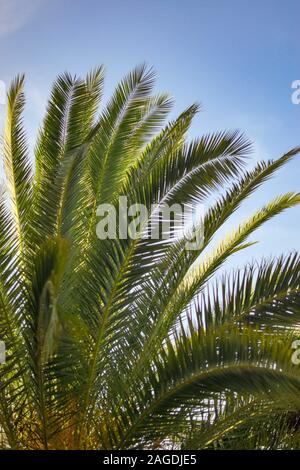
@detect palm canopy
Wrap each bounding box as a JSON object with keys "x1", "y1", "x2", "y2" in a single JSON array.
[{"x1": 0, "y1": 65, "x2": 300, "y2": 450}]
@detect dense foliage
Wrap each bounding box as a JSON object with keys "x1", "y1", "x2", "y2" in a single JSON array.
[{"x1": 0, "y1": 66, "x2": 300, "y2": 449}]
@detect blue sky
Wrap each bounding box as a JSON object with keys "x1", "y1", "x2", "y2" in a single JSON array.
[{"x1": 0, "y1": 0, "x2": 299, "y2": 270}]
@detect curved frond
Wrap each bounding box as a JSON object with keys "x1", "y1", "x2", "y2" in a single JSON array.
[
  {"x1": 0, "y1": 67, "x2": 299, "y2": 450},
  {"x1": 3, "y1": 75, "x2": 32, "y2": 253}
]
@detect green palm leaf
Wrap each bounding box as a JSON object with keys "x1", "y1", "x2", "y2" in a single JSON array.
[{"x1": 0, "y1": 66, "x2": 299, "y2": 450}]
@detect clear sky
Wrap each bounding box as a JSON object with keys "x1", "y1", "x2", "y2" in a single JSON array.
[{"x1": 0, "y1": 0, "x2": 299, "y2": 270}]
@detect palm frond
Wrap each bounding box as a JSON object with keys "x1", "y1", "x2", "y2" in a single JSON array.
[
  {"x1": 0, "y1": 66, "x2": 299, "y2": 450},
  {"x1": 3, "y1": 75, "x2": 32, "y2": 253}
]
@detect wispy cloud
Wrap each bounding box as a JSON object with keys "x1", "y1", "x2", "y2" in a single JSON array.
[{"x1": 0, "y1": 0, "x2": 45, "y2": 37}]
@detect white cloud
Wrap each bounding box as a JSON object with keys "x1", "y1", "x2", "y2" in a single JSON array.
[
  {"x1": 0, "y1": 0, "x2": 45, "y2": 37},
  {"x1": 27, "y1": 85, "x2": 47, "y2": 118}
]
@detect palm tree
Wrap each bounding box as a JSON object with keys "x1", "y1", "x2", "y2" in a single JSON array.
[{"x1": 0, "y1": 65, "x2": 300, "y2": 450}]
